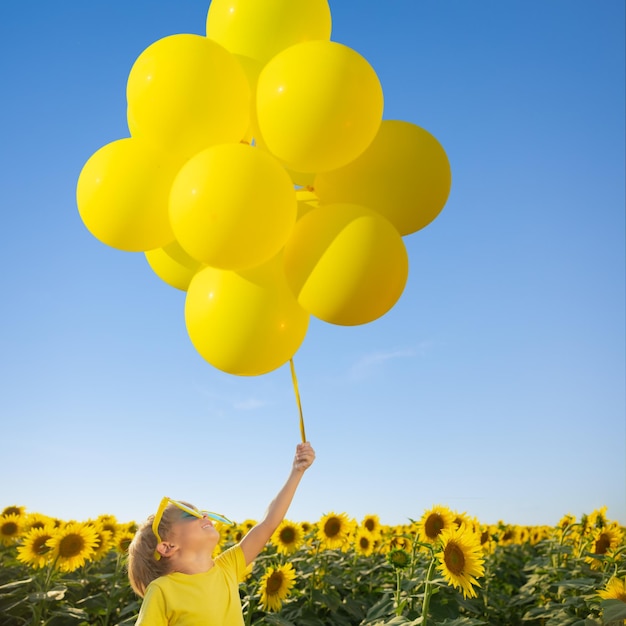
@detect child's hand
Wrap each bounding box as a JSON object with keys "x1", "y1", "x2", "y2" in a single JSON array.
[{"x1": 294, "y1": 442, "x2": 315, "y2": 472}]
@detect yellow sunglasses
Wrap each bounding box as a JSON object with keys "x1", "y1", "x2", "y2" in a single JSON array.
[{"x1": 152, "y1": 497, "x2": 234, "y2": 560}]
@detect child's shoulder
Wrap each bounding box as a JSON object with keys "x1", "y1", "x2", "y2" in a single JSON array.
[
  {"x1": 215, "y1": 544, "x2": 247, "y2": 579},
  {"x1": 216, "y1": 544, "x2": 244, "y2": 563}
]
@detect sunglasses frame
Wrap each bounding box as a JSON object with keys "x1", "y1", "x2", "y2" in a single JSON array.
[{"x1": 152, "y1": 497, "x2": 234, "y2": 560}]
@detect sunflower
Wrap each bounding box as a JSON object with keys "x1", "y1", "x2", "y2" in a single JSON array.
[
  {"x1": 23, "y1": 513, "x2": 55, "y2": 531},
  {"x1": 230, "y1": 525, "x2": 246, "y2": 543},
  {"x1": 518, "y1": 527, "x2": 530, "y2": 544},
  {"x1": 586, "y1": 524, "x2": 623, "y2": 569},
  {"x1": 557, "y1": 513, "x2": 577, "y2": 531},
  {"x1": 124, "y1": 521, "x2": 139, "y2": 534},
  {"x1": 0, "y1": 514, "x2": 23, "y2": 546},
  {"x1": 384, "y1": 534, "x2": 413, "y2": 554},
  {"x1": 361, "y1": 514, "x2": 382, "y2": 537},
  {"x1": 259, "y1": 562, "x2": 297, "y2": 612},
  {"x1": 113, "y1": 529, "x2": 136, "y2": 554},
  {"x1": 599, "y1": 576, "x2": 626, "y2": 602},
  {"x1": 86, "y1": 524, "x2": 114, "y2": 561},
  {"x1": 316, "y1": 512, "x2": 354, "y2": 550},
  {"x1": 387, "y1": 548, "x2": 411, "y2": 569},
  {"x1": 529, "y1": 526, "x2": 548, "y2": 545},
  {"x1": 354, "y1": 528, "x2": 376, "y2": 557},
  {"x1": 478, "y1": 525, "x2": 498, "y2": 554},
  {"x1": 16, "y1": 526, "x2": 56, "y2": 569},
  {"x1": 498, "y1": 524, "x2": 520, "y2": 546},
  {"x1": 47, "y1": 522, "x2": 99, "y2": 572},
  {"x1": 271, "y1": 519, "x2": 304, "y2": 555},
  {"x1": 418, "y1": 505, "x2": 455, "y2": 544},
  {"x1": 454, "y1": 513, "x2": 480, "y2": 535},
  {"x1": 587, "y1": 506, "x2": 609, "y2": 531},
  {"x1": 95, "y1": 514, "x2": 119, "y2": 541},
  {"x1": 2, "y1": 505, "x2": 25, "y2": 517},
  {"x1": 436, "y1": 524, "x2": 485, "y2": 599}
]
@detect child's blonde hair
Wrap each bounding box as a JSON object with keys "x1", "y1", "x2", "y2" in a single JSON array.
[{"x1": 127, "y1": 504, "x2": 182, "y2": 597}]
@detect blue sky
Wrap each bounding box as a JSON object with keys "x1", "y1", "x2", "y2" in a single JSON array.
[{"x1": 2, "y1": 1, "x2": 624, "y2": 530}]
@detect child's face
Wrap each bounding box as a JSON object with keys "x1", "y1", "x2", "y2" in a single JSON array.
[{"x1": 168, "y1": 510, "x2": 221, "y2": 555}]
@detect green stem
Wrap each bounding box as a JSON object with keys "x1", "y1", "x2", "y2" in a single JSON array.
[
  {"x1": 101, "y1": 554, "x2": 123, "y2": 625},
  {"x1": 395, "y1": 568, "x2": 402, "y2": 616},
  {"x1": 31, "y1": 558, "x2": 58, "y2": 625},
  {"x1": 409, "y1": 536, "x2": 420, "y2": 614},
  {"x1": 244, "y1": 594, "x2": 255, "y2": 626},
  {"x1": 308, "y1": 542, "x2": 321, "y2": 608},
  {"x1": 421, "y1": 556, "x2": 437, "y2": 626}
]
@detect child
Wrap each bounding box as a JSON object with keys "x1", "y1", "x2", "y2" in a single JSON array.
[{"x1": 127, "y1": 442, "x2": 315, "y2": 625}]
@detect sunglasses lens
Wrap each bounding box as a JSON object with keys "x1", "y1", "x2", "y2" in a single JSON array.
[{"x1": 205, "y1": 511, "x2": 233, "y2": 525}]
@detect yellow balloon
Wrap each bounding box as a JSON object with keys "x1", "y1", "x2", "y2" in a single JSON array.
[
  {"x1": 145, "y1": 240, "x2": 203, "y2": 291},
  {"x1": 185, "y1": 254, "x2": 310, "y2": 376},
  {"x1": 206, "y1": 0, "x2": 331, "y2": 67},
  {"x1": 295, "y1": 188, "x2": 320, "y2": 221},
  {"x1": 169, "y1": 143, "x2": 297, "y2": 270},
  {"x1": 76, "y1": 137, "x2": 178, "y2": 252},
  {"x1": 127, "y1": 34, "x2": 250, "y2": 158},
  {"x1": 283, "y1": 203, "x2": 408, "y2": 326},
  {"x1": 257, "y1": 41, "x2": 384, "y2": 173},
  {"x1": 232, "y1": 54, "x2": 263, "y2": 144},
  {"x1": 286, "y1": 166, "x2": 316, "y2": 188},
  {"x1": 314, "y1": 120, "x2": 452, "y2": 236}
]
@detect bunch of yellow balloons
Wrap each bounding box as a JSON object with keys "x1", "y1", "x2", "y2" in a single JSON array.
[{"x1": 76, "y1": 0, "x2": 451, "y2": 377}]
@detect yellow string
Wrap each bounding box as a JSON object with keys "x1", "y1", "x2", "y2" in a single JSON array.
[{"x1": 289, "y1": 358, "x2": 306, "y2": 443}]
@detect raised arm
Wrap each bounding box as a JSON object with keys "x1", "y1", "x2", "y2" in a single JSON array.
[{"x1": 239, "y1": 442, "x2": 315, "y2": 565}]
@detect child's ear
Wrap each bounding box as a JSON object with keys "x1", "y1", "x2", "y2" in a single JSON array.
[{"x1": 156, "y1": 542, "x2": 177, "y2": 559}]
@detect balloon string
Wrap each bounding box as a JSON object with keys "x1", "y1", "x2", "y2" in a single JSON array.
[{"x1": 289, "y1": 358, "x2": 306, "y2": 443}]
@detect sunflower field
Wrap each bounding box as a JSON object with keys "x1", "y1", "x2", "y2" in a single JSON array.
[{"x1": 1, "y1": 504, "x2": 624, "y2": 626}]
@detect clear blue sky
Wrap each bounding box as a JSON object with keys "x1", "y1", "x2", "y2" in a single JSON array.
[{"x1": 2, "y1": 1, "x2": 624, "y2": 529}]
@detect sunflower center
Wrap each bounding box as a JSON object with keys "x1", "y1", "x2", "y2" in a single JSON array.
[
  {"x1": 3, "y1": 507, "x2": 21, "y2": 516},
  {"x1": 119, "y1": 537, "x2": 132, "y2": 552},
  {"x1": 359, "y1": 536, "x2": 370, "y2": 549},
  {"x1": 1, "y1": 522, "x2": 18, "y2": 537},
  {"x1": 424, "y1": 514, "x2": 444, "y2": 539},
  {"x1": 595, "y1": 533, "x2": 611, "y2": 555},
  {"x1": 59, "y1": 533, "x2": 86, "y2": 558},
  {"x1": 444, "y1": 541, "x2": 466, "y2": 575},
  {"x1": 364, "y1": 519, "x2": 375, "y2": 532},
  {"x1": 267, "y1": 571, "x2": 284, "y2": 594},
  {"x1": 34, "y1": 536, "x2": 53, "y2": 555},
  {"x1": 280, "y1": 527, "x2": 296, "y2": 544},
  {"x1": 388, "y1": 549, "x2": 410, "y2": 568},
  {"x1": 324, "y1": 518, "x2": 341, "y2": 538}
]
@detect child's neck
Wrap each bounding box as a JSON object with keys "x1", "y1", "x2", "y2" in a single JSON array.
[{"x1": 170, "y1": 553, "x2": 215, "y2": 575}]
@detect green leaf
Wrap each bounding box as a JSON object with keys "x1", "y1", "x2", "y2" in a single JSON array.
[
  {"x1": 438, "y1": 618, "x2": 488, "y2": 626},
  {"x1": 262, "y1": 614, "x2": 297, "y2": 626},
  {"x1": 554, "y1": 577, "x2": 597, "y2": 590},
  {"x1": 602, "y1": 599, "x2": 626, "y2": 622},
  {"x1": 364, "y1": 594, "x2": 394, "y2": 622}
]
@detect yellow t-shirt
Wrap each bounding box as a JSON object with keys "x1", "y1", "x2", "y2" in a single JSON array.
[{"x1": 135, "y1": 545, "x2": 247, "y2": 626}]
